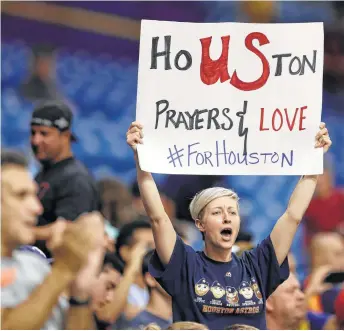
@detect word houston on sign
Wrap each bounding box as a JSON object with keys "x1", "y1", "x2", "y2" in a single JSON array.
[{"x1": 150, "y1": 34, "x2": 317, "y2": 91}]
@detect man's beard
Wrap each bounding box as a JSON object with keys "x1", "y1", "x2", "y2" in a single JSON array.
[{"x1": 31, "y1": 144, "x2": 53, "y2": 168}]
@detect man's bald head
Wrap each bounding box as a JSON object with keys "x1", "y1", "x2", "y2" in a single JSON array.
[
  {"x1": 310, "y1": 232, "x2": 344, "y2": 271},
  {"x1": 266, "y1": 273, "x2": 306, "y2": 330}
]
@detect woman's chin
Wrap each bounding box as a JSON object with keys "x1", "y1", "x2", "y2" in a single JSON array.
[
  {"x1": 206, "y1": 235, "x2": 234, "y2": 251},
  {"x1": 218, "y1": 238, "x2": 233, "y2": 250}
]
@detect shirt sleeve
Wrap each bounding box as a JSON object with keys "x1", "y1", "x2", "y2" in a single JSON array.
[
  {"x1": 55, "y1": 175, "x2": 99, "y2": 221},
  {"x1": 243, "y1": 235, "x2": 290, "y2": 299},
  {"x1": 148, "y1": 236, "x2": 197, "y2": 297},
  {"x1": 1, "y1": 253, "x2": 51, "y2": 308}
]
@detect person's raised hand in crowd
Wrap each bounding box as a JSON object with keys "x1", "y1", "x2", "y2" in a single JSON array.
[
  {"x1": 33, "y1": 212, "x2": 106, "y2": 296},
  {"x1": 126, "y1": 240, "x2": 150, "y2": 276},
  {"x1": 315, "y1": 122, "x2": 332, "y2": 153},
  {"x1": 304, "y1": 265, "x2": 334, "y2": 299},
  {"x1": 126, "y1": 121, "x2": 144, "y2": 154},
  {"x1": 69, "y1": 212, "x2": 106, "y2": 300},
  {"x1": 33, "y1": 218, "x2": 68, "y2": 251},
  {"x1": 54, "y1": 212, "x2": 106, "y2": 330},
  {"x1": 121, "y1": 241, "x2": 150, "y2": 320},
  {"x1": 50, "y1": 212, "x2": 105, "y2": 278}
]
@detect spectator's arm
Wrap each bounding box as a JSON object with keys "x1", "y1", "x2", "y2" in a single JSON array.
[
  {"x1": 66, "y1": 218, "x2": 105, "y2": 330},
  {"x1": 271, "y1": 175, "x2": 318, "y2": 265},
  {"x1": 271, "y1": 122, "x2": 331, "y2": 265},
  {"x1": 34, "y1": 223, "x2": 55, "y2": 239},
  {"x1": 1, "y1": 264, "x2": 75, "y2": 330},
  {"x1": 65, "y1": 300, "x2": 95, "y2": 330}
]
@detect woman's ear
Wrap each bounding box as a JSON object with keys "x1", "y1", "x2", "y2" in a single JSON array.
[{"x1": 195, "y1": 219, "x2": 205, "y2": 234}]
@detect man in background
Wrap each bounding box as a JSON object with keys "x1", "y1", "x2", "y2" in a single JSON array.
[
  {"x1": 20, "y1": 44, "x2": 62, "y2": 102},
  {"x1": 91, "y1": 253, "x2": 124, "y2": 330},
  {"x1": 98, "y1": 177, "x2": 138, "y2": 228},
  {"x1": 131, "y1": 180, "x2": 176, "y2": 220},
  {"x1": 309, "y1": 232, "x2": 344, "y2": 273},
  {"x1": 30, "y1": 100, "x2": 101, "y2": 258},
  {"x1": 305, "y1": 232, "x2": 344, "y2": 314},
  {"x1": 266, "y1": 272, "x2": 338, "y2": 330},
  {"x1": 1, "y1": 149, "x2": 103, "y2": 330}
]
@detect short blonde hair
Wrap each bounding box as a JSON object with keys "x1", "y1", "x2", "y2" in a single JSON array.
[
  {"x1": 225, "y1": 324, "x2": 258, "y2": 330},
  {"x1": 144, "y1": 323, "x2": 161, "y2": 330},
  {"x1": 168, "y1": 321, "x2": 208, "y2": 330},
  {"x1": 189, "y1": 187, "x2": 239, "y2": 221}
]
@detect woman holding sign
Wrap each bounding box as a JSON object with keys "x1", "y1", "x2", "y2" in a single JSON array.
[{"x1": 126, "y1": 121, "x2": 331, "y2": 330}]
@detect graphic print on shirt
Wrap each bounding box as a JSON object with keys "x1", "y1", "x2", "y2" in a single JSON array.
[
  {"x1": 200, "y1": 279, "x2": 261, "y2": 315},
  {"x1": 195, "y1": 278, "x2": 210, "y2": 296},
  {"x1": 239, "y1": 281, "x2": 254, "y2": 300},
  {"x1": 209, "y1": 281, "x2": 225, "y2": 306},
  {"x1": 38, "y1": 182, "x2": 50, "y2": 200},
  {"x1": 210, "y1": 281, "x2": 225, "y2": 299},
  {"x1": 251, "y1": 277, "x2": 263, "y2": 301},
  {"x1": 225, "y1": 286, "x2": 240, "y2": 306}
]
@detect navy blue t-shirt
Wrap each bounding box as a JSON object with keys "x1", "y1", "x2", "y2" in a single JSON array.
[{"x1": 149, "y1": 235, "x2": 289, "y2": 330}]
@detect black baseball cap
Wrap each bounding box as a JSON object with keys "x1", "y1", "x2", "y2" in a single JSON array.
[{"x1": 31, "y1": 100, "x2": 78, "y2": 142}]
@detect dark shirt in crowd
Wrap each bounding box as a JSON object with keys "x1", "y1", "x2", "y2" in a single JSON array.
[
  {"x1": 35, "y1": 157, "x2": 101, "y2": 257},
  {"x1": 20, "y1": 76, "x2": 61, "y2": 102}
]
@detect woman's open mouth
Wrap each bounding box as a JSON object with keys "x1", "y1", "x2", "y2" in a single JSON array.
[{"x1": 220, "y1": 228, "x2": 233, "y2": 241}]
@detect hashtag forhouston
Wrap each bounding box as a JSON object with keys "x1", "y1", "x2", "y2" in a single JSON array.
[{"x1": 166, "y1": 140, "x2": 294, "y2": 168}]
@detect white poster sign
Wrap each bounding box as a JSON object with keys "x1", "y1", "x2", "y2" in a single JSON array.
[{"x1": 136, "y1": 20, "x2": 324, "y2": 175}]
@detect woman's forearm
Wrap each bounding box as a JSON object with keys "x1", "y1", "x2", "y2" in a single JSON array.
[{"x1": 286, "y1": 175, "x2": 318, "y2": 222}]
